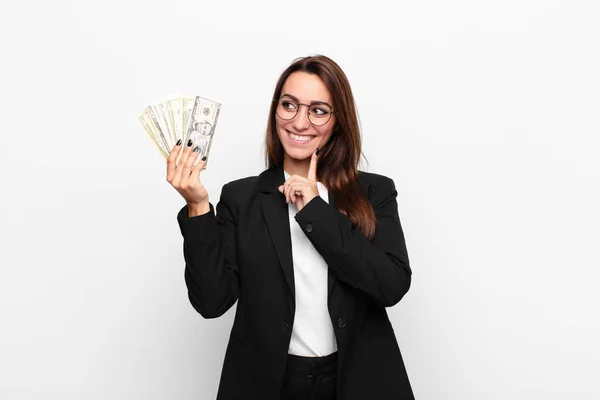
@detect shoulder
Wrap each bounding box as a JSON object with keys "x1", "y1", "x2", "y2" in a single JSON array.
[
  {"x1": 357, "y1": 170, "x2": 398, "y2": 206},
  {"x1": 213, "y1": 176, "x2": 259, "y2": 213},
  {"x1": 357, "y1": 170, "x2": 396, "y2": 192},
  {"x1": 223, "y1": 175, "x2": 258, "y2": 189},
  {"x1": 221, "y1": 175, "x2": 259, "y2": 198},
  {"x1": 357, "y1": 170, "x2": 394, "y2": 186}
]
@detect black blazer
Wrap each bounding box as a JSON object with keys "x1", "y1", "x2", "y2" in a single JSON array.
[{"x1": 177, "y1": 164, "x2": 415, "y2": 400}]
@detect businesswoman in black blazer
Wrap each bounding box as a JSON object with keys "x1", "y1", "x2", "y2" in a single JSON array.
[{"x1": 166, "y1": 55, "x2": 414, "y2": 400}]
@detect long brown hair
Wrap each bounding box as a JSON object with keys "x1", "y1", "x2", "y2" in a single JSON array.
[{"x1": 264, "y1": 55, "x2": 376, "y2": 242}]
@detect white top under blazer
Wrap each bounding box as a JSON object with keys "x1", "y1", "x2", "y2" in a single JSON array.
[{"x1": 284, "y1": 169, "x2": 338, "y2": 357}]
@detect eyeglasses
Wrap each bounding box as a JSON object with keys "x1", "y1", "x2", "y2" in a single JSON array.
[{"x1": 274, "y1": 97, "x2": 334, "y2": 126}]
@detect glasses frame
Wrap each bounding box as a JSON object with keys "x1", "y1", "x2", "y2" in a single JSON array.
[{"x1": 273, "y1": 98, "x2": 335, "y2": 126}]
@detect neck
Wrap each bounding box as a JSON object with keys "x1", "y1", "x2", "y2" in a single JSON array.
[{"x1": 283, "y1": 154, "x2": 311, "y2": 179}]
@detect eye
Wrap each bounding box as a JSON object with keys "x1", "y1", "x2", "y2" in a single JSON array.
[
  {"x1": 310, "y1": 107, "x2": 329, "y2": 116},
  {"x1": 281, "y1": 100, "x2": 297, "y2": 110}
]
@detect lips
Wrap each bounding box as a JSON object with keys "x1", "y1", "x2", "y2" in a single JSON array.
[
  {"x1": 287, "y1": 130, "x2": 316, "y2": 144},
  {"x1": 287, "y1": 130, "x2": 314, "y2": 137}
]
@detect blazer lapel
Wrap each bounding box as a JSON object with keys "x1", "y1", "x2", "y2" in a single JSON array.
[{"x1": 258, "y1": 165, "x2": 338, "y2": 302}]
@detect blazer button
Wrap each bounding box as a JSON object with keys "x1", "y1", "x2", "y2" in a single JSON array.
[
  {"x1": 337, "y1": 317, "x2": 346, "y2": 329},
  {"x1": 306, "y1": 224, "x2": 313, "y2": 232}
]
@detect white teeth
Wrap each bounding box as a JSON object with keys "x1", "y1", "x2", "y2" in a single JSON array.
[{"x1": 290, "y1": 133, "x2": 312, "y2": 142}]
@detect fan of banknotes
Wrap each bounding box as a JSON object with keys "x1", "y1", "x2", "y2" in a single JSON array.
[{"x1": 138, "y1": 95, "x2": 221, "y2": 169}]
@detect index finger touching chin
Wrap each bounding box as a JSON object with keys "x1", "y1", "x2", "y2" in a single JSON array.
[{"x1": 308, "y1": 146, "x2": 319, "y2": 181}]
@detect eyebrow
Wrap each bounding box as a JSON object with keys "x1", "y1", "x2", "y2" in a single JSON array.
[{"x1": 280, "y1": 93, "x2": 332, "y2": 108}]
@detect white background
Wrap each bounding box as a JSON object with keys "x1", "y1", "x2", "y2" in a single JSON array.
[{"x1": 1, "y1": 0, "x2": 599, "y2": 399}]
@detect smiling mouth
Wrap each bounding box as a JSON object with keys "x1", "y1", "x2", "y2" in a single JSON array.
[{"x1": 287, "y1": 130, "x2": 316, "y2": 144}]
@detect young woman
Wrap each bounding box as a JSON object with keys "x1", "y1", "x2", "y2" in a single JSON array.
[{"x1": 167, "y1": 55, "x2": 415, "y2": 400}]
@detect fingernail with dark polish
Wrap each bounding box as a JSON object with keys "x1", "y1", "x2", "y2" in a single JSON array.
[
  {"x1": 176, "y1": 139, "x2": 182, "y2": 146},
  {"x1": 202, "y1": 156, "x2": 207, "y2": 161},
  {"x1": 187, "y1": 139, "x2": 193, "y2": 146},
  {"x1": 315, "y1": 148, "x2": 320, "y2": 156},
  {"x1": 193, "y1": 146, "x2": 199, "y2": 152}
]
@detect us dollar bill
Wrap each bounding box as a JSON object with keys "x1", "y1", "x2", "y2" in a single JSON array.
[
  {"x1": 155, "y1": 102, "x2": 175, "y2": 148},
  {"x1": 164, "y1": 97, "x2": 182, "y2": 144},
  {"x1": 145, "y1": 105, "x2": 171, "y2": 155},
  {"x1": 181, "y1": 97, "x2": 194, "y2": 144},
  {"x1": 138, "y1": 111, "x2": 168, "y2": 159},
  {"x1": 184, "y1": 96, "x2": 221, "y2": 170},
  {"x1": 139, "y1": 95, "x2": 221, "y2": 169}
]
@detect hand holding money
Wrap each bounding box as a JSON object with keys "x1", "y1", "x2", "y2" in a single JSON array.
[
  {"x1": 138, "y1": 95, "x2": 221, "y2": 170},
  {"x1": 166, "y1": 139, "x2": 210, "y2": 216}
]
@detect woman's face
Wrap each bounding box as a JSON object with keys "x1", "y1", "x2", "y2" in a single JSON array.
[{"x1": 275, "y1": 71, "x2": 336, "y2": 161}]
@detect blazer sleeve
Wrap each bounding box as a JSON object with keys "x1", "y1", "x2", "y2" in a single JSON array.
[
  {"x1": 176, "y1": 183, "x2": 240, "y2": 319},
  {"x1": 294, "y1": 176, "x2": 412, "y2": 308}
]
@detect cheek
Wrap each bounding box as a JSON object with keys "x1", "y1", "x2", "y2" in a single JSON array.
[
  {"x1": 275, "y1": 119, "x2": 295, "y2": 140},
  {"x1": 276, "y1": 118, "x2": 291, "y2": 130},
  {"x1": 275, "y1": 120, "x2": 286, "y2": 140},
  {"x1": 316, "y1": 127, "x2": 333, "y2": 143}
]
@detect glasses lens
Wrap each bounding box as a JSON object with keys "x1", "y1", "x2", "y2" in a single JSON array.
[
  {"x1": 275, "y1": 98, "x2": 333, "y2": 126},
  {"x1": 276, "y1": 99, "x2": 297, "y2": 120},
  {"x1": 308, "y1": 105, "x2": 332, "y2": 126}
]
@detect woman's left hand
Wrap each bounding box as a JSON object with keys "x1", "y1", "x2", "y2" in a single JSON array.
[{"x1": 278, "y1": 148, "x2": 320, "y2": 212}]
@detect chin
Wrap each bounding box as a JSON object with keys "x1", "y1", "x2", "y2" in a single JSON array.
[{"x1": 284, "y1": 146, "x2": 313, "y2": 160}]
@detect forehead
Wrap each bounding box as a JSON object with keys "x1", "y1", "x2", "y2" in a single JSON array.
[{"x1": 281, "y1": 71, "x2": 332, "y2": 103}]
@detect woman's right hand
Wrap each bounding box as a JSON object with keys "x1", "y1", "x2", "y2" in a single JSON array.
[{"x1": 166, "y1": 139, "x2": 209, "y2": 208}]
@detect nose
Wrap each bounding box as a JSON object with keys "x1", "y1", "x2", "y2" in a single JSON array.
[{"x1": 292, "y1": 105, "x2": 311, "y2": 131}]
